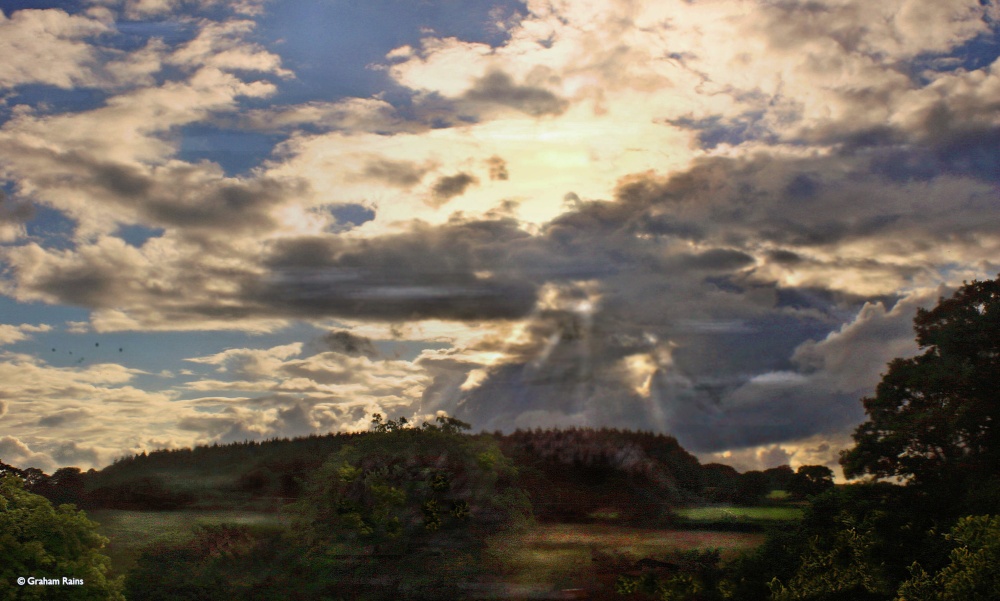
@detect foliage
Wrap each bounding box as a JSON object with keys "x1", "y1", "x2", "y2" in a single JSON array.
[
  {"x1": 290, "y1": 415, "x2": 532, "y2": 599},
  {"x1": 734, "y1": 471, "x2": 770, "y2": 506},
  {"x1": 85, "y1": 432, "x2": 361, "y2": 510},
  {"x1": 726, "y1": 482, "x2": 949, "y2": 601},
  {"x1": 0, "y1": 475, "x2": 124, "y2": 601},
  {"x1": 497, "y1": 427, "x2": 702, "y2": 523},
  {"x1": 89, "y1": 476, "x2": 196, "y2": 511},
  {"x1": 768, "y1": 512, "x2": 891, "y2": 601},
  {"x1": 763, "y1": 465, "x2": 794, "y2": 492},
  {"x1": 841, "y1": 277, "x2": 1000, "y2": 500},
  {"x1": 787, "y1": 466, "x2": 835, "y2": 499},
  {"x1": 894, "y1": 515, "x2": 1000, "y2": 601},
  {"x1": 723, "y1": 527, "x2": 810, "y2": 601},
  {"x1": 614, "y1": 549, "x2": 726, "y2": 601},
  {"x1": 123, "y1": 522, "x2": 300, "y2": 601},
  {"x1": 78, "y1": 421, "x2": 704, "y2": 518},
  {"x1": 699, "y1": 464, "x2": 741, "y2": 504}
]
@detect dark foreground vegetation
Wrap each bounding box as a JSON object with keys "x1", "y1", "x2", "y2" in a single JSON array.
[{"x1": 2, "y1": 276, "x2": 1000, "y2": 600}]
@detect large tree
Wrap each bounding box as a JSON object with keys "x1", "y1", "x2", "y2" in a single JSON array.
[
  {"x1": 0, "y1": 475, "x2": 124, "y2": 600},
  {"x1": 788, "y1": 465, "x2": 835, "y2": 499},
  {"x1": 841, "y1": 277, "x2": 1000, "y2": 495},
  {"x1": 291, "y1": 415, "x2": 533, "y2": 599}
]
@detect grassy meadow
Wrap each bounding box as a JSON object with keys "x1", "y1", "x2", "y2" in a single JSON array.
[
  {"x1": 90, "y1": 508, "x2": 777, "y2": 593},
  {"x1": 90, "y1": 510, "x2": 289, "y2": 574},
  {"x1": 508, "y1": 523, "x2": 766, "y2": 591},
  {"x1": 674, "y1": 504, "x2": 804, "y2": 525}
]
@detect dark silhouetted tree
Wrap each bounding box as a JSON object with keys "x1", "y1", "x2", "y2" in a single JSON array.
[
  {"x1": 841, "y1": 276, "x2": 1000, "y2": 508},
  {"x1": 788, "y1": 465, "x2": 835, "y2": 499},
  {"x1": 735, "y1": 470, "x2": 770, "y2": 505},
  {"x1": 764, "y1": 464, "x2": 795, "y2": 492}
]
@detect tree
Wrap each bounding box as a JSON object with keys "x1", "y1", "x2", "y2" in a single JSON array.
[
  {"x1": 841, "y1": 277, "x2": 1000, "y2": 495},
  {"x1": 764, "y1": 465, "x2": 795, "y2": 492},
  {"x1": 0, "y1": 475, "x2": 124, "y2": 600},
  {"x1": 291, "y1": 415, "x2": 532, "y2": 599},
  {"x1": 735, "y1": 470, "x2": 770, "y2": 505},
  {"x1": 788, "y1": 465, "x2": 835, "y2": 499}
]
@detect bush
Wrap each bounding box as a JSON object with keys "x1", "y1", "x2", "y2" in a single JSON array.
[{"x1": 895, "y1": 515, "x2": 1000, "y2": 601}]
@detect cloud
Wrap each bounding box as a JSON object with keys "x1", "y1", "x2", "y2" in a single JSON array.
[
  {"x1": 174, "y1": 342, "x2": 437, "y2": 447},
  {"x1": 0, "y1": 8, "x2": 110, "y2": 90},
  {"x1": 359, "y1": 158, "x2": 432, "y2": 188},
  {"x1": 429, "y1": 172, "x2": 479, "y2": 206},
  {"x1": 186, "y1": 343, "x2": 303, "y2": 380},
  {"x1": 234, "y1": 98, "x2": 419, "y2": 134},
  {"x1": 316, "y1": 330, "x2": 380, "y2": 359},
  {"x1": 462, "y1": 69, "x2": 569, "y2": 117},
  {"x1": 486, "y1": 155, "x2": 509, "y2": 181},
  {"x1": 248, "y1": 219, "x2": 539, "y2": 321},
  {"x1": 670, "y1": 289, "x2": 940, "y2": 454},
  {"x1": 0, "y1": 191, "x2": 34, "y2": 243},
  {"x1": 37, "y1": 408, "x2": 94, "y2": 428},
  {"x1": 0, "y1": 323, "x2": 52, "y2": 346},
  {"x1": 50, "y1": 440, "x2": 102, "y2": 466},
  {"x1": 0, "y1": 436, "x2": 56, "y2": 472},
  {"x1": 114, "y1": 0, "x2": 267, "y2": 19},
  {"x1": 167, "y1": 19, "x2": 291, "y2": 77},
  {"x1": 0, "y1": 12, "x2": 288, "y2": 250},
  {"x1": 0, "y1": 352, "x2": 196, "y2": 469},
  {"x1": 1, "y1": 0, "x2": 999, "y2": 469}
]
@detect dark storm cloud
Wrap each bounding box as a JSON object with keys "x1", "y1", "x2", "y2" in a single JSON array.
[
  {"x1": 867, "y1": 126, "x2": 1000, "y2": 184},
  {"x1": 13, "y1": 145, "x2": 299, "y2": 234},
  {"x1": 612, "y1": 147, "x2": 1000, "y2": 254},
  {"x1": 463, "y1": 69, "x2": 569, "y2": 117},
  {"x1": 671, "y1": 290, "x2": 935, "y2": 453},
  {"x1": 89, "y1": 160, "x2": 295, "y2": 231},
  {"x1": 767, "y1": 249, "x2": 803, "y2": 265},
  {"x1": 359, "y1": 158, "x2": 430, "y2": 188},
  {"x1": 429, "y1": 172, "x2": 479, "y2": 206},
  {"x1": 9, "y1": 107, "x2": 998, "y2": 453},
  {"x1": 669, "y1": 388, "x2": 864, "y2": 453},
  {"x1": 279, "y1": 358, "x2": 357, "y2": 386},
  {"x1": 318, "y1": 330, "x2": 379, "y2": 358},
  {"x1": 394, "y1": 132, "x2": 999, "y2": 447},
  {"x1": 248, "y1": 218, "x2": 539, "y2": 321},
  {"x1": 679, "y1": 249, "x2": 756, "y2": 271},
  {"x1": 252, "y1": 269, "x2": 537, "y2": 321}
]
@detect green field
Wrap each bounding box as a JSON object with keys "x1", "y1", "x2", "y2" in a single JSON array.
[
  {"x1": 89, "y1": 508, "x2": 766, "y2": 593},
  {"x1": 675, "y1": 505, "x2": 804, "y2": 523},
  {"x1": 505, "y1": 523, "x2": 765, "y2": 592},
  {"x1": 89, "y1": 510, "x2": 288, "y2": 574}
]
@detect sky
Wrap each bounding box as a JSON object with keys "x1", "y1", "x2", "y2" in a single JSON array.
[{"x1": 1, "y1": 0, "x2": 998, "y2": 475}]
